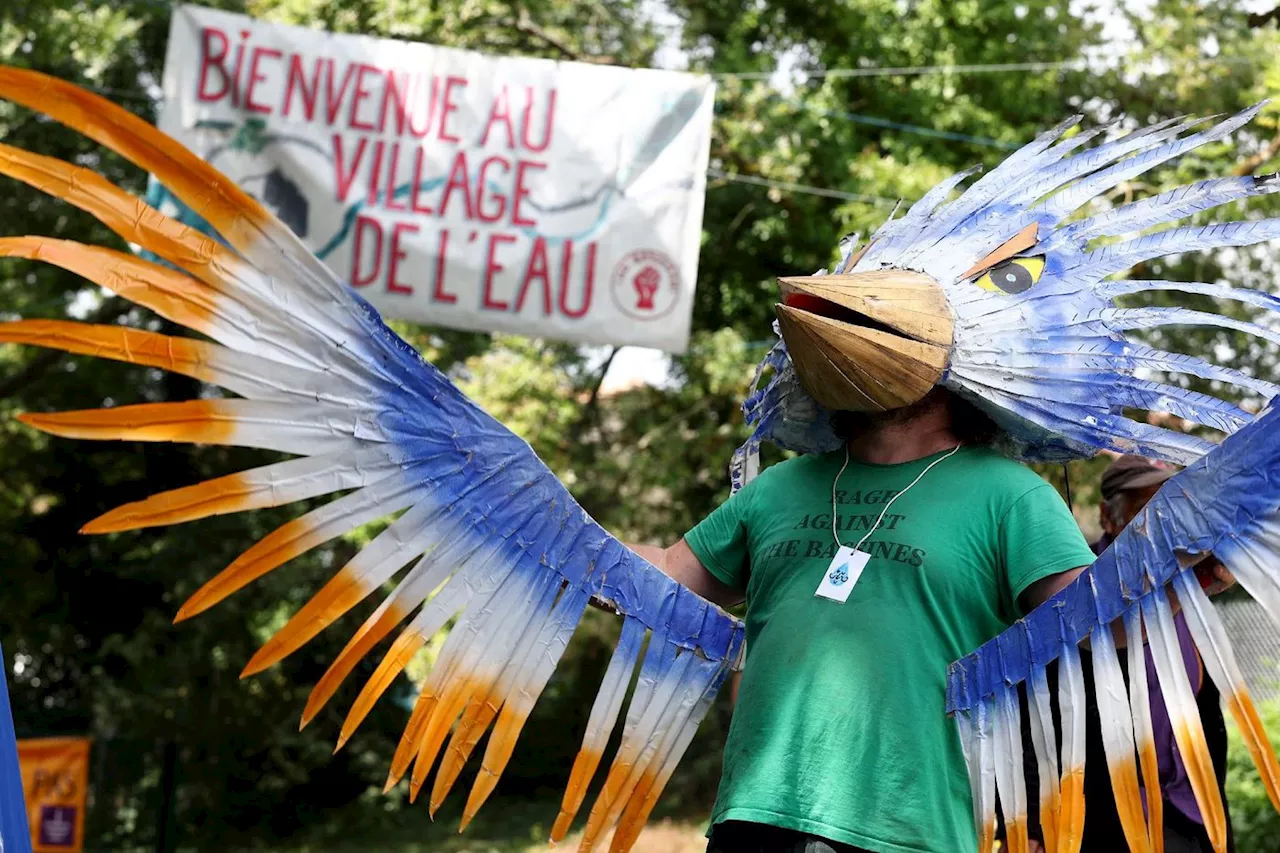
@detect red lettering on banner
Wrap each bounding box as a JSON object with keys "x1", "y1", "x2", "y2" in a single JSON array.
[
  {"x1": 197, "y1": 28, "x2": 231, "y2": 103},
  {"x1": 559, "y1": 241, "x2": 596, "y2": 318},
  {"x1": 283, "y1": 55, "x2": 320, "y2": 120},
  {"x1": 385, "y1": 144, "x2": 407, "y2": 211},
  {"x1": 387, "y1": 222, "x2": 418, "y2": 294},
  {"x1": 410, "y1": 147, "x2": 434, "y2": 214},
  {"x1": 481, "y1": 86, "x2": 516, "y2": 149},
  {"x1": 432, "y1": 229, "x2": 456, "y2": 303},
  {"x1": 244, "y1": 47, "x2": 281, "y2": 115},
  {"x1": 229, "y1": 31, "x2": 249, "y2": 108},
  {"x1": 366, "y1": 140, "x2": 385, "y2": 207},
  {"x1": 476, "y1": 156, "x2": 511, "y2": 223},
  {"x1": 333, "y1": 135, "x2": 368, "y2": 204},
  {"x1": 324, "y1": 59, "x2": 357, "y2": 126},
  {"x1": 512, "y1": 161, "x2": 545, "y2": 227},
  {"x1": 351, "y1": 215, "x2": 384, "y2": 287},
  {"x1": 515, "y1": 237, "x2": 552, "y2": 315},
  {"x1": 439, "y1": 76, "x2": 467, "y2": 143},
  {"x1": 438, "y1": 151, "x2": 474, "y2": 219},
  {"x1": 348, "y1": 63, "x2": 380, "y2": 131},
  {"x1": 521, "y1": 87, "x2": 556, "y2": 152},
  {"x1": 407, "y1": 76, "x2": 440, "y2": 139},
  {"x1": 482, "y1": 234, "x2": 517, "y2": 310},
  {"x1": 380, "y1": 69, "x2": 410, "y2": 135}
]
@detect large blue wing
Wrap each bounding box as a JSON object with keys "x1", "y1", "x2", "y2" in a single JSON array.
[
  {"x1": 947, "y1": 406, "x2": 1280, "y2": 853},
  {"x1": 0, "y1": 67, "x2": 743, "y2": 852}
]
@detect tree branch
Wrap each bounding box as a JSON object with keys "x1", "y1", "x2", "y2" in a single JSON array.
[
  {"x1": 1247, "y1": 5, "x2": 1280, "y2": 27},
  {"x1": 0, "y1": 297, "x2": 130, "y2": 398},
  {"x1": 514, "y1": 7, "x2": 616, "y2": 64},
  {"x1": 586, "y1": 346, "x2": 620, "y2": 411},
  {"x1": 1233, "y1": 128, "x2": 1280, "y2": 177}
]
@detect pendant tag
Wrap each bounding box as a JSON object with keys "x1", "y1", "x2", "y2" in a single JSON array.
[{"x1": 815, "y1": 546, "x2": 869, "y2": 603}]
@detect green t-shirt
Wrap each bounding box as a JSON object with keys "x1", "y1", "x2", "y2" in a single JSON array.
[{"x1": 684, "y1": 446, "x2": 1095, "y2": 853}]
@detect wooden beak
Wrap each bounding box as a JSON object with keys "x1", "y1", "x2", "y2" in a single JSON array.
[{"x1": 775, "y1": 269, "x2": 954, "y2": 412}]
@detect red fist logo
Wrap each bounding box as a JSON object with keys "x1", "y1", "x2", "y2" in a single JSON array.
[{"x1": 633, "y1": 265, "x2": 661, "y2": 311}]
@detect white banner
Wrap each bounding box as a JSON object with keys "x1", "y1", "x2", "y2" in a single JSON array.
[{"x1": 154, "y1": 5, "x2": 714, "y2": 352}]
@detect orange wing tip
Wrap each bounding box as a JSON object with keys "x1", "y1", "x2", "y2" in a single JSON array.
[
  {"x1": 300, "y1": 697, "x2": 324, "y2": 730},
  {"x1": 550, "y1": 812, "x2": 573, "y2": 844},
  {"x1": 172, "y1": 604, "x2": 198, "y2": 625},
  {"x1": 14, "y1": 411, "x2": 100, "y2": 437},
  {"x1": 174, "y1": 590, "x2": 219, "y2": 623},
  {"x1": 239, "y1": 650, "x2": 276, "y2": 679},
  {"x1": 306, "y1": 602, "x2": 411, "y2": 728},
  {"x1": 80, "y1": 512, "x2": 132, "y2": 535},
  {"x1": 460, "y1": 775, "x2": 496, "y2": 833},
  {"x1": 381, "y1": 775, "x2": 398, "y2": 795}
]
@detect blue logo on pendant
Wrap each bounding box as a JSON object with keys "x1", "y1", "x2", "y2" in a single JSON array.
[{"x1": 828, "y1": 564, "x2": 849, "y2": 586}]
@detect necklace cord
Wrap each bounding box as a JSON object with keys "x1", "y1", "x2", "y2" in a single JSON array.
[{"x1": 832, "y1": 444, "x2": 964, "y2": 552}]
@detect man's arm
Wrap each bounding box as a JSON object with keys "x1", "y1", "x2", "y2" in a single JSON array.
[
  {"x1": 1017, "y1": 559, "x2": 1236, "y2": 648},
  {"x1": 628, "y1": 539, "x2": 745, "y2": 610}
]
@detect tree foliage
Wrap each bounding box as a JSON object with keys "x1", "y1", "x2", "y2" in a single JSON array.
[{"x1": 2, "y1": 0, "x2": 1279, "y2": 848}]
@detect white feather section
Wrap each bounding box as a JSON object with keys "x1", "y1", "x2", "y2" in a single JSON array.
[
  {"x1": 992, "y1": 687, "x2": 1029, "y2": 853},
  {"x1": 1057, "y1": 641, "x2": 1087, "y2": 853},
  {"x1": 1124, "y1": 607, "x2": 1163, "y2": 853},
  {"x1": 1140, "y1": 591, "x2": 1228, "y2": 853},
  {"x1": 1026, "y1": 666, "x2": 1060, "y2": 852},
  {"x1": 956, "y1": 701, "x2": 997, "y2": 853},
  {"x1": 1088, "y1": 618, "x2": 1149, "y2": 852},
  {"x1": 1174, "y1": 569, "x2": 1280, "y2": 811}
]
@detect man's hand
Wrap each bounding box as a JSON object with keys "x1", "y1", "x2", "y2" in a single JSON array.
[{"x1": 1028, "y1": 841, "x2": 1044, "y2": 853}]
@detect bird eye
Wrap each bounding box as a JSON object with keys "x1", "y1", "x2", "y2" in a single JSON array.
[{"x1": 975, "y1": 257, "x2": 1045, "y2": 294}]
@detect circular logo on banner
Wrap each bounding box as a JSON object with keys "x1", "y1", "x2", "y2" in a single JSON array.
[{"x1": 611, "y1": 250, "x2": 681, "y2": 321}]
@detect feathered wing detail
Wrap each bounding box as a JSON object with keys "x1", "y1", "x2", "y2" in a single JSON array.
[
  {"x1": 949, "y1": 404, "x2": 1280, "y2": 853},
  {"x1": 1124, "y1": 607, "x2": 1164, "y2": 853},
  {"x1": 0, "y1": 66, "x2": 744, "y2": 852},
  {"x1": 1024, "y1": 668, "x2": 1060, "y2": 853},
  {"x1": 992, "y1": 688, "x2": 1030, "y2": 853},
  {"x1": 1173, "y1": 570, "x2": 1280, "y2": 812},
  {"x1": 1086, "y1": 620, "x2": 1149, "y2": 853},
  {"x1": 1140, "y1": 590, "x2": 1228, "y2": 852},
  {"x1": 554, "y1": 617, "x2": 647, "y2": 842},
  {"x1": 955, "y1": 699, "x2": 997, "y2": 853},
  {"x1": 1055, "y1": 641, "x2": 1087, "y2": 853}
]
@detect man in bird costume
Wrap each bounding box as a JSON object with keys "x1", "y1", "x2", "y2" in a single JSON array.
[{"x1": 2, "y1": 63, "x2": 1280, "y2": 853}]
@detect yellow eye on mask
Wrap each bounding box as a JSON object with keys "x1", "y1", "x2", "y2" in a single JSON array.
[{"x1": 975, "y1": 257, "x2": 1045, "y2": 294}]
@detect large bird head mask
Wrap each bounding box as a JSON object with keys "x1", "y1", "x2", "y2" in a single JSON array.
[{"x1": 737, "y1": 105, "x2": 1280, "y2": 489}]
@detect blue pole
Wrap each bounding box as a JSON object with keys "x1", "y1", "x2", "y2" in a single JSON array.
[{"x1": 0, "y1": 643, "x2": 32, "y2": 853}]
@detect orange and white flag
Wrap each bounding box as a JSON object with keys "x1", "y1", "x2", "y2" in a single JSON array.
[{"x1": 16, "y1": 738, "x2": 90, "y2": 852}]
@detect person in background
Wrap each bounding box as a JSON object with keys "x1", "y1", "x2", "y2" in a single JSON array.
[
  {"x1": 1091, "y1": 455, "x2": 1233, "y2": 853},
  {"x1": 1020, "y1": 455, "x2": 1234, "y2": 853}
]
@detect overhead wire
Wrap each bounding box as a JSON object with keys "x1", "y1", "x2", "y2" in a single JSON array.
[
  {"x1": 706, "y1": 168, "x2": 903, "y2": 206},
  {"x1": 713, "y1": 58, "x2": 1091, "y2": 80}
]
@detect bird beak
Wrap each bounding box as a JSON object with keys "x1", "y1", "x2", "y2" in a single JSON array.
[{"x1": 775, "y1": 270, "x2": 954, "y2": 412}]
